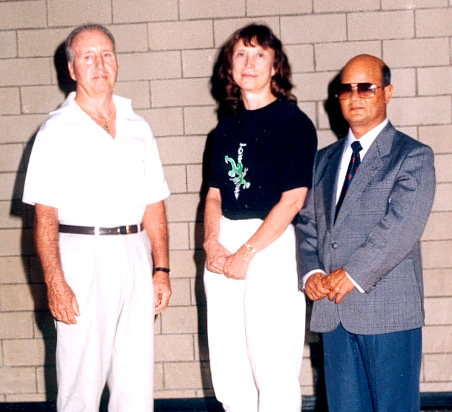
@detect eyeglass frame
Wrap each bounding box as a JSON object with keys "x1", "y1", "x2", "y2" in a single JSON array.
[{"x1": 335, "y1": 82, "x2": 386, "y2": 100}]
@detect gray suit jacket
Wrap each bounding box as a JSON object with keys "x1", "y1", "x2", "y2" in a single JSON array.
[{"x1": 297, "y1": 122, "x2": 435, "y2": 334}]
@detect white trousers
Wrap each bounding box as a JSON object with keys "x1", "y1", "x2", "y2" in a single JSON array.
[
  {"x1": 204, "y1": 217, "x2": 306, "y2": 412},
  {"x1": 56, "y1": 230, "x2": 154, "y2": 412}
]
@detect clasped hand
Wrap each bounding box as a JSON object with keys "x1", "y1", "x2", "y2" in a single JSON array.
[
  {"x1": 204, "y1": 238, "x2": 250, "y2": 280},
  {"x1": 305, "y1": 268, "x2": 355, "y2": 304}
]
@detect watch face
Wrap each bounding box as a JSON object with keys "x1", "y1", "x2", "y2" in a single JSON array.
[{"x1": 245, "y1": 243, "x2": 256, "y2": 253}]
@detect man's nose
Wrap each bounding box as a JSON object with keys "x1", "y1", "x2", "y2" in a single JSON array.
[
  {"x1": 95, "y1": 55, "x2": 105, "y2": 67},
  {"x1": 349, "y1": 85, "x2": 361, "y2": 100}
]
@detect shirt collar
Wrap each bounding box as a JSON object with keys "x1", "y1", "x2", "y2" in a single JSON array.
[
  {"x1": 50, "y1": 91, "x2": 134, "y2": 118},
  {"x1": 345, "y1": 118, "x2": 389, "y2": 158}
]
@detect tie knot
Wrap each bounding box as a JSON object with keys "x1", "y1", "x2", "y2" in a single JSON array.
[{"x1": 351, "y1": 141, "x2": 363, "y2": 153}]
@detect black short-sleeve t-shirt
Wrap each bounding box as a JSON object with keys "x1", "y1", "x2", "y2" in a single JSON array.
[{"x1": 209, "y1": 99, "x2": 317, "y2": 220}]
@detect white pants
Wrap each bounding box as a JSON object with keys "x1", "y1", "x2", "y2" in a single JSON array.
[
  {"x1": 56, "y1": 230, "x2": 154, "y2": 412},
  {"x1": 204, "y1": 217, "x2": 306, "y2": 412}
]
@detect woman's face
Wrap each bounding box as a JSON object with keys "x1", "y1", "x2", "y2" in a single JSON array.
[{"x1": 231, "y1": 39, "x2": 276, "y2": 96}]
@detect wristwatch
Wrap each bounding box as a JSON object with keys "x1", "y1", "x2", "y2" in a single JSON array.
[
  {"x1": 154, "y1": 267, "x2": 171, "y2": 275},
  {"x1": 244, "y1": 243, "x2": 256, "y2": 254}
]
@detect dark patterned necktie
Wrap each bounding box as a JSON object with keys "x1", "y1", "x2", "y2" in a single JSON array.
[{"x1": 335, "y1": 141, "x2": 363, "y2": 221}]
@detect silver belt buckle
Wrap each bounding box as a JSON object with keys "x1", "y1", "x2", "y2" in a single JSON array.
[{"x1": 119, "y1": 225, "x2": 131, "y2": 235}]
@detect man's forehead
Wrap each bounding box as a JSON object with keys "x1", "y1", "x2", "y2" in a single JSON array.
[
  {"x1": 342, "y1": 59, "x2": 382, "y2": 82},
  {"x1": 72, "y1": 29, "x2": 114, "y2": 49}
]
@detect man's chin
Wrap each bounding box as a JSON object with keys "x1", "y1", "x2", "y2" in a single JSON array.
[
  {"x1": 344, "y1": 114, "x2": 366, "y2": 125},
  {"x1": 91, "y1": 86, "x2": 114, "y2": 95}
]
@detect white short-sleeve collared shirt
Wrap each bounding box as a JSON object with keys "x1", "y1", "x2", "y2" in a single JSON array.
[{"x1": 23, "y1": 92, "x2": 170, "y2": 227}]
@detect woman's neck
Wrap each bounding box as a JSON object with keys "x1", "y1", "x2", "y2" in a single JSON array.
[{"x1": 241, "y1": 90, "x2": 277, "y2": 110}]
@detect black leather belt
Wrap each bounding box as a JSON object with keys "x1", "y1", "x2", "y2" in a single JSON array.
[{"x1": 59, "y1": 224, "x2": 142, "y2": 235}]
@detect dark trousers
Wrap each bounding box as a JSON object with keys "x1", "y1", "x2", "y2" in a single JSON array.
[{"x1": 322, "y1": 323, "x2": 422, "y2": 412}]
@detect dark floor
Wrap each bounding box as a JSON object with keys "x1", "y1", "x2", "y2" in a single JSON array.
[{"x1": 0, "y1": 394, "x2": 451, "y2": 411}]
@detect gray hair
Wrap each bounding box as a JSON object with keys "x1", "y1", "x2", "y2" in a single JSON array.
[{"x1": 65, "y1": 23, "x2": 116, "y2": 63}]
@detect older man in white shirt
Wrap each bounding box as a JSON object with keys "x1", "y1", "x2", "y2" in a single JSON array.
[{"x1": 23, "y1": 24, "x2": 171, "y2": 412}]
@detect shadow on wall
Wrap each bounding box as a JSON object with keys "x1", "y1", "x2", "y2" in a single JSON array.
[
  {"x1": 324, "y1": 73, "x2": 349, "y2": 141},
  {"x1": 192, "y1": 43, "x2": 237, "y2": 401},
  {"x1": 54, "y1": 42, "x2": 76, "y2": 97},
  {"x1": 301, "y1": 72, "x2": 348, "y2": 412},
  {"x1": 10, "y1": 124, "x2": 60, "y2": 400},
  {"x1": 193, "y1": 128, "x2": 216, "y2": 401},
  {"x1": 302, "y1": 71, "x2": 348, "y2": 412},
  {"x1": 8, "y1": 42, "x2": 76, "y2": 402}
]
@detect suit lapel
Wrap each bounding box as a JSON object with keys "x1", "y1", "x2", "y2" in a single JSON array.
[
  {"x1": 334, "y1": 122, "x2": 397, "y2": 227},
  {"x1": 320, "y1": 140, "x2": 346, "y2": 231}
]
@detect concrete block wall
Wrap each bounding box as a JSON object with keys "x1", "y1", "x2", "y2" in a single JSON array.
[{"x1": 0, "y1": 0, "x2": 451, "y2": 402}]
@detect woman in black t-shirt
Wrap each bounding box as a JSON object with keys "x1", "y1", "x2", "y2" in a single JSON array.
[{"x1": 203, "y1": 24, "x2": 317, "y2": 412}]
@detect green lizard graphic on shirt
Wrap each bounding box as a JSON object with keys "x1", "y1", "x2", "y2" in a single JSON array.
[{"x1": 225, "y1": 143, "x2": 250, "y2": 199}]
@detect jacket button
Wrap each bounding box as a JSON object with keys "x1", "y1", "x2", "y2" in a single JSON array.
[{"x1": 331, "y1": 241, "x2": 338, "y2": 249}]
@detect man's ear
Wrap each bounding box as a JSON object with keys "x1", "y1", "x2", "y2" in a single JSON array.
[
  {"x1": 68, "y1": 62, "x2": 76, "y2": 82},
  {"x1": 384, "y1": 84, "x2": 394, "y2": 104}
]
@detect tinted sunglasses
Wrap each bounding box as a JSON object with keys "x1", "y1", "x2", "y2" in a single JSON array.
[{"x1": 335, "y1": 82, "x2": 384, "y2": 100}]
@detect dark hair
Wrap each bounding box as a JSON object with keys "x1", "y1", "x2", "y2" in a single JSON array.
[
  {"x1": 382, "y1": 64, "x2": 391, "y2": 87},
  {"x1": 215, "y1": 23, "x2": 295, "y2": 113},
  {"x1": 65, "y1": 24, "x2": 116, "y2": 63}
]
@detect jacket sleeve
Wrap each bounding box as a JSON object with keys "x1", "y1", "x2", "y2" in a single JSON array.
[{"x1": 296, "y1": 154, "x2": 325, "y2": 283}]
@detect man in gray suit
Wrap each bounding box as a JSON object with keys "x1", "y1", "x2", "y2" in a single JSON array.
[{"x1": 297, "y1": 54, "x2": 435, "y2": 412}]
